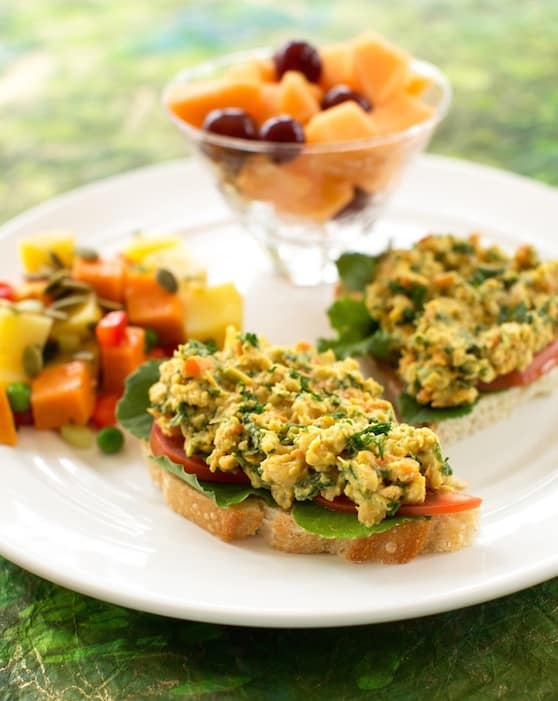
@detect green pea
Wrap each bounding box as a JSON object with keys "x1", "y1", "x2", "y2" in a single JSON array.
[
  {"x1": 6, "y1": 382, "x2": 31, "y2": 412},
  {"x1": 144, "y1": 328, "x2": 159, "y2": 353},
  {"x1": 97, "y1": 427, "x2": 125, "y2": 454}
]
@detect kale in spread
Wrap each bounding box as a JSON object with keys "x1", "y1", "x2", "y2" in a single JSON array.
[{"x1": 149, "y1": 331, "x2": 454, "y2": 526}]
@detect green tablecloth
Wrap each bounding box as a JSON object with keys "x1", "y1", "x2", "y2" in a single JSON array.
[{"x1": 1, "y1": 2, "x2": 557, "y2": 698}]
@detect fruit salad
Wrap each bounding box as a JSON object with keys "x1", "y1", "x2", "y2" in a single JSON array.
[
  {"x1": 165, "y1": 32, "x2": 443, "y2": 224},
  {"x1": 0, "y1": 232, "x2": 242, "y2": 449}
]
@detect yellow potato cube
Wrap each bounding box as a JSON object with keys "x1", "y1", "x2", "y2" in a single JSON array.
[
  {"x1": 0, "y1": 303, "x2": 53, "y2": 386},
  {"x1": 18, "y1": 231, "x2": 75, "y2": 273},
  {"x1": 141, "y1": 246, "x2": 207, "y2": 284},
  {"x1": 122, "y1": 235, "x2": 181, "y2": 264},
  {"x1": 181, "y1": 283, "x2": 243, "y2": 348}
]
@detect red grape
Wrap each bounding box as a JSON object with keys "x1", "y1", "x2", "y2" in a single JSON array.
[
  {"x1": 321, "y1": 85, "x2": 372, "y2": 112},
  {"x1": 259, "y1": 116, "x2": 305, "y2": 163},
  {"x1": 202, "y1": 108, "x2": 257, "y2": 140},
  {"x1": 273, "y1": 40, "x2": 322, "y2": 83}
]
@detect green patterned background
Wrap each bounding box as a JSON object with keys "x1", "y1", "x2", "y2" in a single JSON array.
[{"x1": 1, "y1": 1, "x2": 558, "y2": 698}]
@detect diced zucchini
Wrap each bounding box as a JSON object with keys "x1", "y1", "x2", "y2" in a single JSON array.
[
  {"x1": 0, "y1": 302, "x2": 53, "y2": 385},
  {"x1": 181, "y1": 282, "x2": 243, "y2": 348},
  {"x1": 18, "y1": 231, "x2": 75, "y2": 272}
]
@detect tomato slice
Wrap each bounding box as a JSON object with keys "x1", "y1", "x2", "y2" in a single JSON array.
[
  {"x1": 149, "y1": 423, "x2": 250, "y2": 484},
  {"x1": 315, "y1": 491, "x2": 481, "y2": 516},
  {"x1": 478, "y1": 338, "x2": 558, "y2": 392}
]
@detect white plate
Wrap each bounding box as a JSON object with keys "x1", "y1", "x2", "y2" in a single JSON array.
[{"x1": 1, "y1": 156, "x2": 557, "y2": 628}]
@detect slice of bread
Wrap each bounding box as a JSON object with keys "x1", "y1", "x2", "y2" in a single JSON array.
[
  {"x1": 361, "y1": 358, "x2": 558, "y2": 445},
  {"x1": 143, "y1": 447, "x2": 479, "y2": 563}
]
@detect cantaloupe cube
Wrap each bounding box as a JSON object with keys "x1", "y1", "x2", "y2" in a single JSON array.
[
  {"x1": 236, "y1": 156, "x2": 352, "y2": 223},
  {"x1": 305, "y1": 101, "x2": 378, "y2": 143},
  {"x1": 284, "y1": 177, "x2": 354, "y2": 223},
  {"x1": 277, "y1": 71, "x2": 320, "y2": 124},
  {"x1": 165, "y1": 79, "x2": 261, "y2": 128},
  {"x1": 236, "y1": 156, "x2": 315, "y2": 205},
  {"x1": 226, "y1": 58, "x2": 275, "y2": 82},
  {"x1": 251, "y1": 83, "x2": 282, "y2": 125},
  {"x1": 0, "y1": 303, "x2": 53, "y2": 386},
  {"x1": 319, "y1": 43, "x2": 359, "y2": 91},
  {"x1": 372, "y1": 93, "x2": 434, "y2": 135},
  {"x1": 405, "y1": 72, "x2": 432, "y2": 97},
  {"x1": 181, "y1": 282, "x2": 243, "y2": 348},
  {"x1": 352, "y1": 32, "x2": 410, "y2": 105},
  {"x1": 19, "y1": 232, "x2": 75, "y2": 273}
]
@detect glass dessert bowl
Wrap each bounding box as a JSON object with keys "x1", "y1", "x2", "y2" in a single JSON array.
[{"x1": 163, "y1": 39, "x2": 451, "y2": 286}]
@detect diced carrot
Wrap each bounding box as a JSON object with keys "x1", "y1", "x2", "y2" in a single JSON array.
[
  {"x1": 295, "y1": 341, "x2": 312, "y2": 352},
  {"x1": 72, "y1": 256, "x2": 125, "y2": 302},
  {"x1": 124, "y1": 268, "x2": 185, "y2": 346},
  {"x1": 0, "y1": 386, "x2": 18, "y2": 446},
  {"x1": 100, "y1": 326, "x2": 146, "y2": 393},
  {"x1": 183, "y1": 357, "x2": 212, "y2": 377},
  {"x1": 31, "y1": 361, "x2": 95, "y2": 431}
]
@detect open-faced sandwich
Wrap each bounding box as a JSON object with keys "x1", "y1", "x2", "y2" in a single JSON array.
[
  {"x1": 117, "y1": 328, "x2": 481, "y2": 563},
  {"x1": 319, "y1": 234, "x2": 558, "y2": 444}
]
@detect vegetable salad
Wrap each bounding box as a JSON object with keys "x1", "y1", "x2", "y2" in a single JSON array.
[{"x1": 0, "y1": 232, "x2": 242, "y2": 449}]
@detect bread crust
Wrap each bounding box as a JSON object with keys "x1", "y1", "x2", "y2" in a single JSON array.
[
  {"x1": 143, "y1": 446, "x2": 479, "y2": 563},
  {"x1": 361, "y1": 357, "x2": 558, "y2": 444},
  {"x1": 144, "y1": 445, "x2": 264, "y2": 542}
]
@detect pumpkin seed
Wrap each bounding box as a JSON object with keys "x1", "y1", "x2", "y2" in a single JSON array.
[
  {"x1": 49, "y1": 250, "x2": 65, "y2": 269},
  {"x1": 76, "y1": 247, "x2": 99, "y2": 262},
  {"x1": 156, "y1": 267, "x2": 178, "y2": 294},
  {"x1": 59, "y1": 278, "x2": 91, "y2": 292},
  {"x1": 15, "y1": 299, "x2": 44, "y2": 314},
  {"x1": 97, "y1": 297, "x2": 123, "y2": 311},
  {"x1": 22, "y1": 344, "x2": 43, "y2": 378},
  {"x1": 43, "y1": 307, "x2": 69, "y2": 320},
  {"x1": 73, "y1": 350, "x2": 95, "y2": 361},
  {"x1": 44, "y1": 270, "x2": 68, "y2": 294},
  {"x1": 25, "y1": 267, "x2": 54, "y2": 282},
  {"x1": 50, "y1": 294, "x2": 88, "y2": 310}
]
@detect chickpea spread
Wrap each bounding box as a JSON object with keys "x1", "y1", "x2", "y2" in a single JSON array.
[
  {"x1": 148, "y1": 329, "x2": 453, "y2": 526},
  {"x1": 365, "y1": 234, "x2": 558, "y2": 406}
]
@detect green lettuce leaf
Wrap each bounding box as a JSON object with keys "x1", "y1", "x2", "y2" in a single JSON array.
[
  {"x1": 150, "y1": 454, "x2": 275, "y2": 508},
  {"x1": 291, "y1": 502, "x2": 419, "y2": 539},
  {"x1": 116, "y1": 359, "x2": 163, "y2": 440},
  {"x1": 317, "y1": 296, "x2": 393, "y2": 360},
  {"x1": 336, "y1": 252, "x2": 380, "y2": 292},
  {"x1": 397, "y1": 393, "x2": 476, "y2": 424}
]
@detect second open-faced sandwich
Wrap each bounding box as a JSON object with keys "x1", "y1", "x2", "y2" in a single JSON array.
[
  {"x1": 117, "y1": 329, "x2": 480, "y2": 563},
  {"x1": 320, "y1": 233, "x2": 558, "y2": 444}
]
